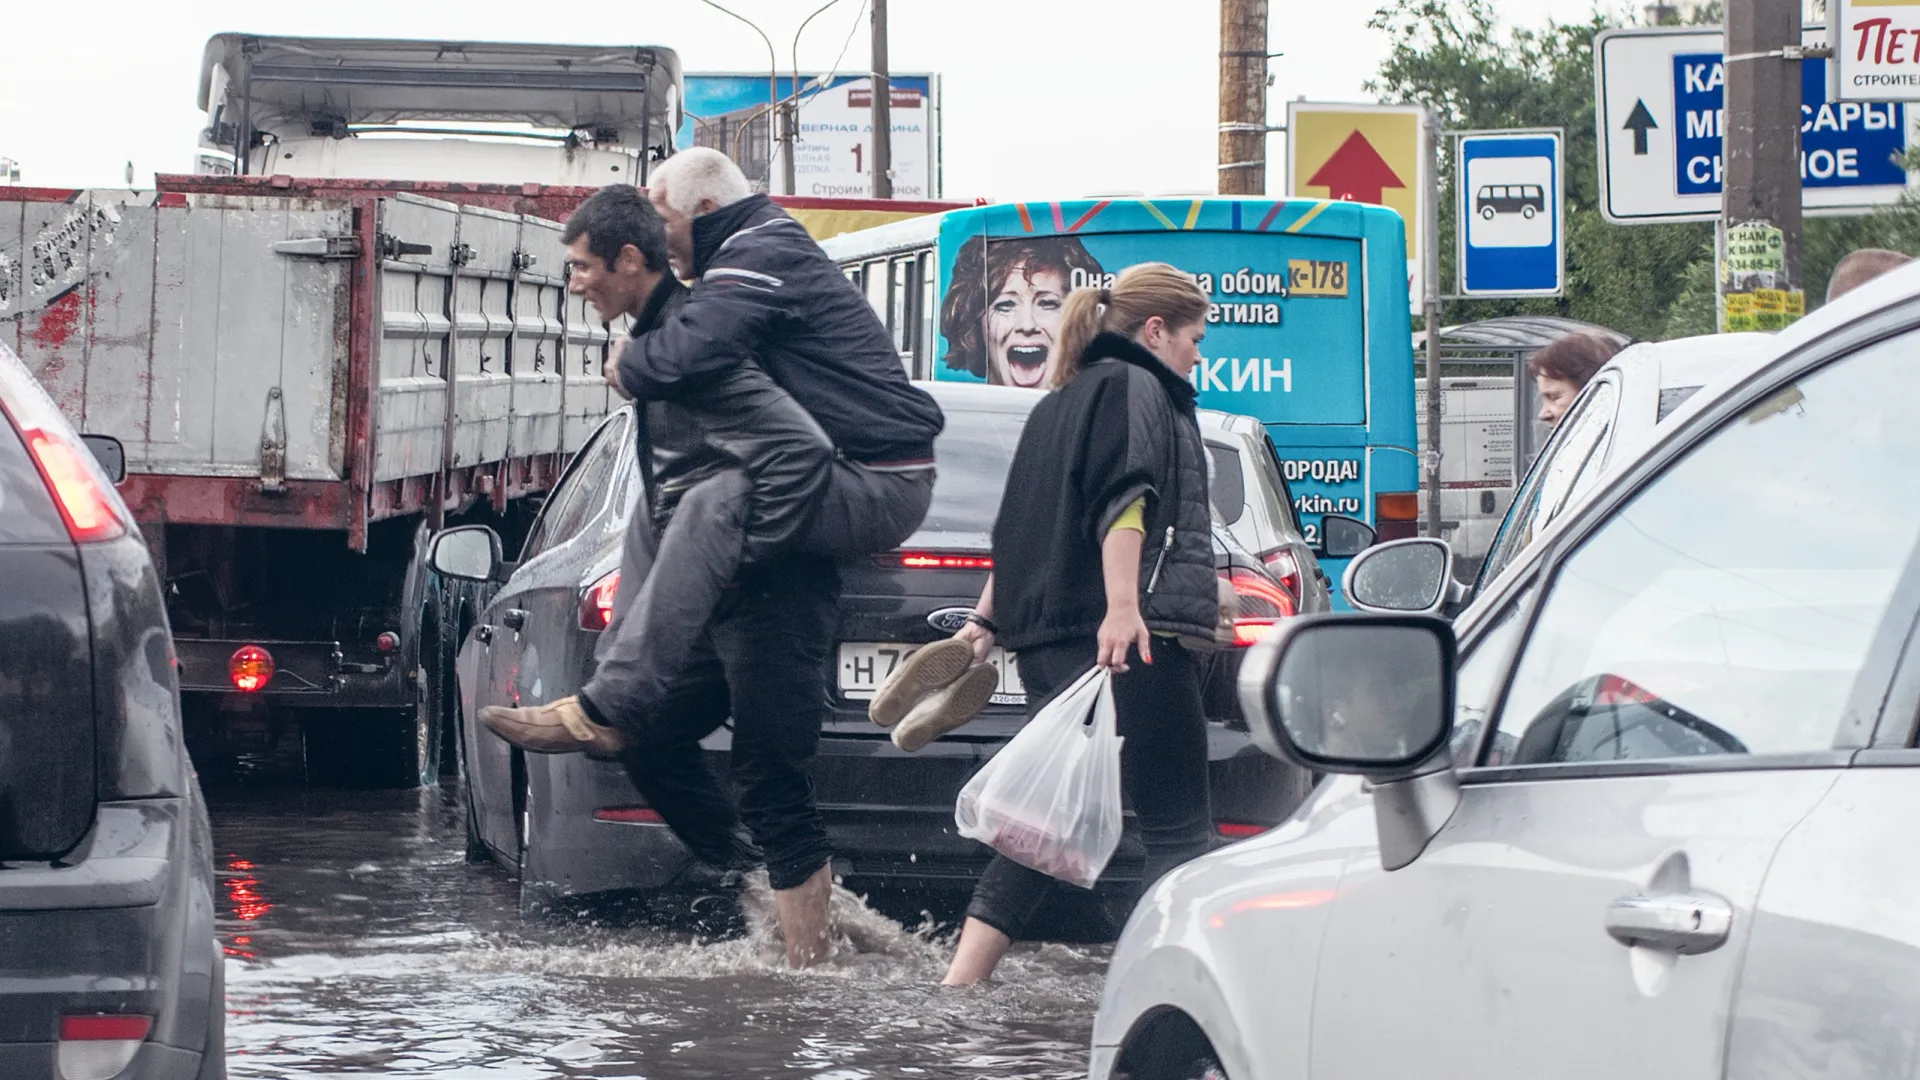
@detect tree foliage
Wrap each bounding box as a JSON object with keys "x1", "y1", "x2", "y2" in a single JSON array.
[{"x1": 1366, "y1": 0, "x2": 1920, "y2": 341}]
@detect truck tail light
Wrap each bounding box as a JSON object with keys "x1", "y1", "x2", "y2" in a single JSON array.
[
  {"x1": 58, "y1": 1014, "x2": 151, "y2": 1080},
  {"x1": 23, "y1": 428, "x2": 125, "y2": 543},
  {"x1": 375, "y1": 631, "x2": 400, "y2": 653},
  {"x1": 1375, "y1": 492, "x2": 1420, "y2": 542},
  {"x1": 1226, "y1": 566, "x2": 1295, "y2": 647},
  {"x1": 229, "y1": 645, "x2": 275, "y2": 693},
  {"x1": 580, "y1": 571, "x2": 619, "y2": 631}
]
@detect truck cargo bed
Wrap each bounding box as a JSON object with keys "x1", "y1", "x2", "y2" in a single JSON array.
[{"x1": 1, "y1": 183, "x2": 619, "y2": 548}]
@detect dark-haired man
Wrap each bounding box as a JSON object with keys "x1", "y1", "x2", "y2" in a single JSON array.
[{"x1": 480, "y1": 185, "x2": 847, "y2": 966}]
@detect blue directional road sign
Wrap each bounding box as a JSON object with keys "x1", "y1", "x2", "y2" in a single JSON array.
[
  {"x1": 1672, "y1": 52, "x2": 1904, "y2": 196},
  {"x1": 1456, "y1": 130, "x2": 1564, "y2": 298}
]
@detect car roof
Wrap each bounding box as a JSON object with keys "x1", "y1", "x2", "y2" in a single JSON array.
[
  {"x1": 1600, "y1": 332, "x2": 1773, "y2": 394},
  {"x1": 918, "y1": 381, "x2": 1045, "y2": 414}
]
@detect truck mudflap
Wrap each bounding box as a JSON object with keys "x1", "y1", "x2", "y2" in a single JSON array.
[{"x1": 173, "y1": 637, "x2": 408, "y2": 705}]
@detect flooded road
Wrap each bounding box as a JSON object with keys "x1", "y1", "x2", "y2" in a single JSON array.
[{"x1": 210, "y1": 783, "x2": 1108, "y2": 1079}]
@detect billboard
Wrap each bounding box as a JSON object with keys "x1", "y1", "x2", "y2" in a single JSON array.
[{"x1": 681, "y1": 73, "x2": 941, "y2": 199}]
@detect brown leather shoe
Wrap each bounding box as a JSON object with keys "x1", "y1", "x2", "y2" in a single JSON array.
[
  {"x1": 480, "y1": 695, "x2": 625, "y2": 756},
  {"x1": 891, "y1": 664, "x2": 998, "y2": 752}
]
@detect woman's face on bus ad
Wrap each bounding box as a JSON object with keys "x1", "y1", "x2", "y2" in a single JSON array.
[{"x1": 987, "y1": 262, "x2": 1066, "y2": 388}]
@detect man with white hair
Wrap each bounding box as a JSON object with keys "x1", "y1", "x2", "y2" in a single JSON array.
[{"x1": 482, "y1": 152, "x2": 948, "y2": 965}]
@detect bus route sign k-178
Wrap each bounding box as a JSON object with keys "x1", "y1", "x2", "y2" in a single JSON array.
[{"x1": 1596, "y1": 25, "x2": 1912, "y2": 223}]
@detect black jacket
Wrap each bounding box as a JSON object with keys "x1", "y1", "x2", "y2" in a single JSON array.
[
  {"x1": 625, "y1": 277, "x2": 834, "y2": 563},
  {"x1": 616, "y1": 194, "x2": 944, "y2": 465},
  {"x1": 989, "y1": 333, "x2": 1217, "y2": 652}
]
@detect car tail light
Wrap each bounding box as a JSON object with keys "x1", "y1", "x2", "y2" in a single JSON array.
[
  {"x1": 23, "y1": 428, "x2": 125, "y2": 543},
  {"x1": 580, "y1": 571, "x2": 619, "y2": 631},
  {"x1": 375, "y1": 631, "x2": 400, "y2": 653},
  {"x1": 1215, "y1": 821, "x2": 1266, "y2": 839},
  {"x1": 879, "y1": 551, "x2": 994, "y2": 570},
  {"x1": 57, "y1": 1014, "x2": 151, "y2": 1080},
  {"x1": 1261, "y1": 548, "x2": 1304, "y2": 610},
  {"x1": 229, "y1": 645, "x2": 274, "y2": 693},
  {"x1": 1226, "y1": 566, "x2": 1295, "y2": 647},
  {"x1": 594, "y1": 807, "x2": 664, "y2": 824},
  {"x1": 1375, "y1": 492, "x2": 1420, "y2": 542}
]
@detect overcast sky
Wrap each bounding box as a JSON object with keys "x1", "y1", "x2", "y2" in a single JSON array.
[{"x1": 4, "y1": 0, "x2": 1626, "y2": 199}]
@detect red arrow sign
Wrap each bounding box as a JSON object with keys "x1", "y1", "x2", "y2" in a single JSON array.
[{"x1": 1307, "y1": 131, "x2": 1406, "y2": 205}]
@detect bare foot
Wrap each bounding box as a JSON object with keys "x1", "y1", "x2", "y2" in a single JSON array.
[{"x1": 772, "y1": 865, "x2": 834, "y2": 969}]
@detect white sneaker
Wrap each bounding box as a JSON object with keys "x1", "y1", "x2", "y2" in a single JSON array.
[
  {"x1": 868, "y1": 638, "x2": 974, "y2": 728},
  {"x1": 891, "y1": 664, "x2": 999, "y2": 752}
]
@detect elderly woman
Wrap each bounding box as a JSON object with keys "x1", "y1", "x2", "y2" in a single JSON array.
[
  {"x1": 939, "y1": 235, "x2": 1106, "y2": 388},
  {"x1": 1529, "y1": 331, "x2": 1624, "y2": 426}
]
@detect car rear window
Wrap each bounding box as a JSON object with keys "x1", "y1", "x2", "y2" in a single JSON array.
[
  {"x1": 1206, "y1": 441, "x2": 1247, "y2": 525},
  {"x1": 0, "y1": 414, "x2": 70, "y2": 545},
  {"x1": 1658, "y1": 385, "x2": 1703, "y2": 421},
  {"x1": 921, "y1": 409, "x2": 1028, "y2": 534}
]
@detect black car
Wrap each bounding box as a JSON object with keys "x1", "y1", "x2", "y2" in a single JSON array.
[
  {"x1": 0, "y1": 343, "x2": 224, "y2": 1079},
  {"x1": 440, "y1": 383, "x2": 1334, "y2": 913}
]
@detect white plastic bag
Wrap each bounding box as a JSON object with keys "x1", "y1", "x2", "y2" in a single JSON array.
[{"x1": 954, "y1": 666, "x2": 1124, "y2": 889}]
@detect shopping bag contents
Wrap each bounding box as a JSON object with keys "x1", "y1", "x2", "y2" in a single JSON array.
[{"x1": 954, "y1": 665, "x2": 1124, "y2": 889}]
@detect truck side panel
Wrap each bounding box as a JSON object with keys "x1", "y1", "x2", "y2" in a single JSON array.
[
  {"x1": 511, "y1": 216, "x2": 567, "y2": 460},
  {"x1": 374, "y1": 194, "x2": 460, "y2": 484}
]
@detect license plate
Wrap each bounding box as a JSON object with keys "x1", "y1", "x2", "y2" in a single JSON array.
[{"x1": 837, "y1": 642, "x2": 1026, "y2": 705}]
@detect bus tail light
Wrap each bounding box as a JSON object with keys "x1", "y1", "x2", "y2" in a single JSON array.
[
  {"x1": 580, "y1": 571, "x2": 619, "y2": 631},
  {"x1": 229, "y1": 645, "x2": 274, "y2": 693},
  {"x1": 58, "y1": 1014, "x2": 151, "y2": 1080},
  {"x1": 1375, "y1": 492, "x2": 1420, "y2": 542},
  {"x1": 1226, "y1": 566, "x2": 1295, "y2": 647}
]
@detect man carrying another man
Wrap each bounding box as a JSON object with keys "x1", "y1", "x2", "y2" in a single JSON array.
[{"x1": 481, "y1": 150, "x2": 956, "y2": 966}]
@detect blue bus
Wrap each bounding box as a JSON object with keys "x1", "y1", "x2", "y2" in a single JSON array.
[{"x1": 820, "y1": 197, "x2": 1419, "y2": 605}]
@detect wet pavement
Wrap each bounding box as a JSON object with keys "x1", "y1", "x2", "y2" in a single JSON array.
[{"x1": 210, "y1": 781, "x2": 1108, "y2": 1079}]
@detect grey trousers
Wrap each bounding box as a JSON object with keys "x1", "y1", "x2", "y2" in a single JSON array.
[{"x1": 580, "y1": 462, "x2": 935, "y2": 731}]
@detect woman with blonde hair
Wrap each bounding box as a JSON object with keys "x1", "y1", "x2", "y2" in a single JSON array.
[{"x1": 936, "y1": 262, "x2": 1221, "y2": 985}]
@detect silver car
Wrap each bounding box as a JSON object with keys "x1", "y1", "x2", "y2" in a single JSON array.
[
  {"x1": 1472, "y1": 331, "x2": 1771, "y2": 600},
  {"x1": 1199, "y1": 409, "x2": 1333, "y2": 618},
  {"x1": 1089, "y1": 263, "x2": 1920, "y2": 1080}
]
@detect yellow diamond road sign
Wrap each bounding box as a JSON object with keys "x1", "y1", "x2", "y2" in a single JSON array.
[{"x1": 1285, "y1": 101, "x2": 1431, "y2": 304}]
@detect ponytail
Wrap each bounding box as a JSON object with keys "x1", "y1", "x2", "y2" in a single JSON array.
[{"x1": 1045, "y1": 262, "x2": 1210, "y2": 389}]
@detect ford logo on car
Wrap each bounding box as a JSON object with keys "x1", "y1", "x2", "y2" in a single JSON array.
[{"x1": 926, "y1": 607, "x2": 972, "y2": 634}]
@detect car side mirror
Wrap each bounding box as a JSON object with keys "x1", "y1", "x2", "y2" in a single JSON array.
[
  {"x1": 429, "y1": 525, "x2": 506, "y2": 583},
  {"x1": 1343, "y1": 538, "x2": 1463, "y2": 616},
  {"x1": 81, "y1": 434, "x2": 126, "y2": 485},
  {"x1": 1237, "y1": 613, "x2": 1462, "y2": 869},
  {"x1": 1320, "y1": 513, "x2": 1376, "y2": 559}
]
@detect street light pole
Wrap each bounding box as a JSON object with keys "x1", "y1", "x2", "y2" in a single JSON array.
[
  {"x1": 786, "y1": 0, "x2": 850, "y2": 198},
  {"x1": 870, "y1": 0, "x2": 893, "y2": 199},
  {"x1": 699, "y1": 0, "x2": 781, "y2": 191}
]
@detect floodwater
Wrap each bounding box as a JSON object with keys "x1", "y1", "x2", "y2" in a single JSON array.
[{"x1": 211, "y1": 783, "x2": 1108, "y2": 1079}]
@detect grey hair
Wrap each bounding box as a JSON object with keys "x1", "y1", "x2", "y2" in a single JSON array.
[{"x1": 651, "y1": 147, "x2": 752, "y2": 217}]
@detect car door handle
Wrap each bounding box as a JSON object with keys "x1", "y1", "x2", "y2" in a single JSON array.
[
  {"x1": 475, "y1": 625, "x2": 494, "y2": 645},
  {"x1": 502, "y1": 609, "x2": 528, "y2": 631},
  {"x1": 1604, "y1": 891, "x2": 1734, "y2": 954}
]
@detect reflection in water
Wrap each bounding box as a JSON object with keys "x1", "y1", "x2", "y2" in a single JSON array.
[{"x1": 211, "y1": 784, "x2": 1104, "y2": 1078}]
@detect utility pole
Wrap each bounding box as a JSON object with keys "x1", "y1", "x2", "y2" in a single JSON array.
[
  {"x1": 1422, "y1": 115, "x2": 1443, "y2": 541},
  {"x1": 1218, "y1": 0, "x2": 1269, "y2": 195},
  {"x1": 869, "y1": 0, "x2": 894, "y2": 199},
  {"x1": 1719, "y1": 0, "x2": 1805, "y2": 332}
]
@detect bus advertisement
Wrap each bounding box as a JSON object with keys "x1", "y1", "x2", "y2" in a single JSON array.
[{"x1": 823, "y1": 197, "x2": 1420, "y2": 606}]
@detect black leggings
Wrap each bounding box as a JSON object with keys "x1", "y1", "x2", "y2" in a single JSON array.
[{"x1": 964, "y1": 636, "x2": 1213, "y2": 940}]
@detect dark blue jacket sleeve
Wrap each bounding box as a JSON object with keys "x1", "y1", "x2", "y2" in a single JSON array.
[{"x1": 616, "y1": 263, "x2": 789, "y2": 401}]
